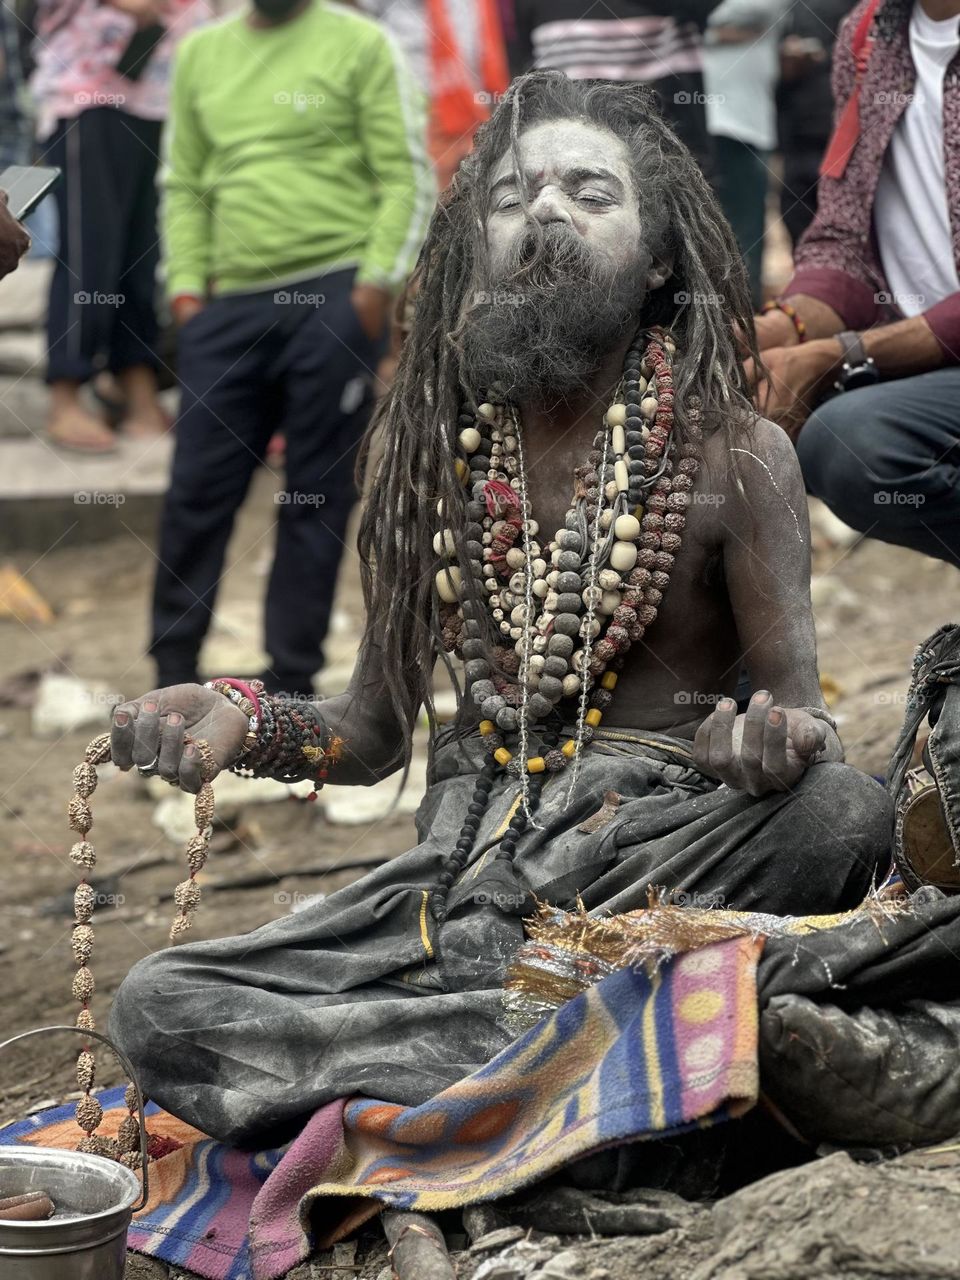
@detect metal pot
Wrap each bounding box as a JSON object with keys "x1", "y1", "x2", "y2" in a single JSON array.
[{"x1": 0, "y1": 1025, "x2": 149, "y2": 1280}]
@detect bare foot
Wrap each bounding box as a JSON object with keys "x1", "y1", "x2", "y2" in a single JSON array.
[
  {"x1": 120, "y1": 403, "x2": 171, "y2": 440},
  {"x1": 47, "y1": 401, "x2": 117, "y2": 454}
]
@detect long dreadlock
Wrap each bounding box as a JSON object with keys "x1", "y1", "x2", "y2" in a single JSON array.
[{"x1": 355, "y1": 71, "x2": 760, "y2": 773}]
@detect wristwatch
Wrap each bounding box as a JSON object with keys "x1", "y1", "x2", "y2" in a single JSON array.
[{"x1": 833, "y1": 330, "x2": 879, "y2": 392}]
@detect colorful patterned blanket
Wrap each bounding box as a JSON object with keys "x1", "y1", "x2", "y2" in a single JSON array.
[{"x1": 0, "y1": 936, "x2": 761, "y2": 1280}]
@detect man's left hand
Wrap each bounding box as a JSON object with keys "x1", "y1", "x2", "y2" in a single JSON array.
[
  {"x1": 694, "y1": 692, "x2": 829, "y2": 795},
  {"x1": 351, "y1": 283, "x2": 391, "y2": 343},
  {"x1": 0, "y1": 192, "x2": 31, "y2": 281},
  {"x1": 745, "y1": 338, "x2": 842, "y2": 439}
]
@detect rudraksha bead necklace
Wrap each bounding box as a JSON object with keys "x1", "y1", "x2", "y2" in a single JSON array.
[{"x1": 437, "y1": 328, "x2": 701, "y2": 784}]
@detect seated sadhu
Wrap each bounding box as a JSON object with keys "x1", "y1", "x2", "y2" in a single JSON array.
[{"x1": 108, "y1": 72, "x2": 892, "y2": 1147}]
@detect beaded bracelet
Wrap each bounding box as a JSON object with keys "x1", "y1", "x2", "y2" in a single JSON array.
[
  {"x1": 207, "y1": 681, "x2": 345, "y2": 800},
  {"x1": 761, "y1": 298, "x2": 807, "y2": 343},
  {"x1": 204, "y1": 677, "x2": 261, "y2": 756}
]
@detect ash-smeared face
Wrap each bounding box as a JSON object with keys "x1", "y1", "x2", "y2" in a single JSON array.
[
  {"x1": 461, "y1": 119, "x2": 669, "y2": 404},
  {"x1": 485, "y1": 119, "x2": 646, "y2": 282}
]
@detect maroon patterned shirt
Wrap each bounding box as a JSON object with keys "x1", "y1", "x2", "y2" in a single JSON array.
[{"x1": 786, "y1": 0, "x2": 960, "y2": 359}]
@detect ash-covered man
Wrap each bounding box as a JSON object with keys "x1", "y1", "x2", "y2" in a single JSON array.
[{"x1": 108, "y1": 73, "x2": 892, "y2": 1148}]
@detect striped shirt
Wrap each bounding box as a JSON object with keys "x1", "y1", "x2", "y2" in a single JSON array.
[{"x1": 512, "y1": 4, "x2": 704, "y2": 84}]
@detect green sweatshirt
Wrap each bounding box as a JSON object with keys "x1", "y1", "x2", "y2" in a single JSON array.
[{"x1": 163, "y1": 0, "x2": 434, "y2": 298}]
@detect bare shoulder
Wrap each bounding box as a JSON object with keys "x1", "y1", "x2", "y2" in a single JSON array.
[{"x1": 698, "y1": 414, "x2": 804, "y2": 520}]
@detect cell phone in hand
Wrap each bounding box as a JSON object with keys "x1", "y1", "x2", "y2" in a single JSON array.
[{"x1": 0, "y1": 166, "x2": 61, "y2": 221}]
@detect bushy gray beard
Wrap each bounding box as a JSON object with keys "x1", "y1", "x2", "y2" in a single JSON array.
[{"x1": 461, "y1": 223, "x2": 649, "y2": 404}]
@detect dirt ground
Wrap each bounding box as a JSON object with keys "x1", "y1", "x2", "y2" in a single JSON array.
[{"x1": 0, "y1": 473, "x2": 957, "y2": 1277}]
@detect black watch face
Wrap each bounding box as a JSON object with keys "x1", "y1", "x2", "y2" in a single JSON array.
[{"x1": 841, "y1": 365, "x2": 880, "y2": 391}]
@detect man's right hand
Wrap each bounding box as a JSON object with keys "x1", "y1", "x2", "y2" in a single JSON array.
[
  {"x1": 0, "y1": 193, "x2": 31, "y2": 281},
  {"x1": 172, "y1": 294, "x2": 204, "y2": 326},
  {"x1": 111, "y1": 685, "x2": 250, "y2": 793}
]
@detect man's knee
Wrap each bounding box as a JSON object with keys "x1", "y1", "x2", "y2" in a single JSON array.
[
  {"x1": 794, "y1": 762, "x2": 893, "y2": 895},
  {"x1": 107, "y1": 950, "x2": 178, "y2": 1071},
  {"x1": 796, "y1": 397, "x2": 879, "y2": 529}
]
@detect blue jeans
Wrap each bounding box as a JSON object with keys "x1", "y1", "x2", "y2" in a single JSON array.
[{"x1": 797, "y1": 368, "x2": 960, "y2": 569}]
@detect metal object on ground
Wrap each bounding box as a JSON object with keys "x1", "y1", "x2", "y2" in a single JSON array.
[{"x1": 0, "y1": 1025, "x2": 149, "y2": 1279}]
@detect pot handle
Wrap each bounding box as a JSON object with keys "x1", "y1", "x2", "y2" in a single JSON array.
[{"x1": 0, "y1": 1025, "x2": 150, "y2": 1212}]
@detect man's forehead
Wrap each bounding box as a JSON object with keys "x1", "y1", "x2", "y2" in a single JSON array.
[{"x1": 489, "y1": 119, "x2": 632, "y2": 188}]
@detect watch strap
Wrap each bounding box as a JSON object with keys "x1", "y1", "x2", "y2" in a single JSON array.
[{"x1": 836, "y1": 330, "x2": 869, "y2": 368}]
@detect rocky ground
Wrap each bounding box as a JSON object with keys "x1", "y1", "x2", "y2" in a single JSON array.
[{"x1": 1, "y1": 247, "x2": 958, "y2": 1278}]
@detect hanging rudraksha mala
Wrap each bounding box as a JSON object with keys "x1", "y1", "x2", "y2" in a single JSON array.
[
  {"x1": 431, "y1": 327, "x2": 703, "y2": 920},
  {"x1": 63, "y1": 682, "x2": 345, "y2": 1159},
  {"x1": 65, "y1": 730, "x2": 219, "y2": 1162}
]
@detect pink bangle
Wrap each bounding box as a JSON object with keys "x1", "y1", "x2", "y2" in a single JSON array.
[{"x1": 206, "y1": 677, "x2": 263, "y2": 729}]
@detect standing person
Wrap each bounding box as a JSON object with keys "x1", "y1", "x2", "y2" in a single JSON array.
[
  {"x1": 30, "y1": 0, "x2": 212, "y2": 453},
  {"x1": 149, "y1": 0, "x2": 432, "y2": 698},
  {"x1": 357, "y1": 0, "x2": 509, "y2": 189},
  {"x1": 702, "y1": 0, "x2": 788, "y2": 306},
  {"x1": 776, "y1": 0, "x2": 856, "y2": 247},
  {"x1": 506, "y1": 0, "x2": 718, "y2": 175},
  {"x1": 0, "y1": 1, "x2": 33, "y2": 170}
]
